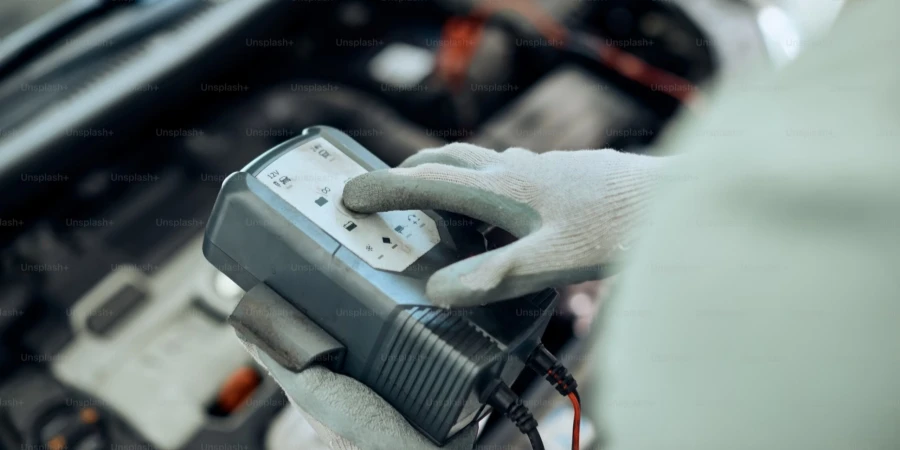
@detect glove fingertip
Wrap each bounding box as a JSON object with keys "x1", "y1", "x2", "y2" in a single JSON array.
[
  {"x1": 425, "y1": 278, "x2": 479, "y2": 309},
  {"x1": 426, "y1": 269, "x2": 496, "y2": 308},
  {"x1": 343, "y1": 167, "x2": 435, "y2": 212},
  {"x1": 341, "y1": 172, "x2": 386, "y2": 212}
]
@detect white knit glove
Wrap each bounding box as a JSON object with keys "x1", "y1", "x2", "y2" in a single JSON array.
[{"x1": 343, "y1": 143, "x2": 665, "y2": 307}]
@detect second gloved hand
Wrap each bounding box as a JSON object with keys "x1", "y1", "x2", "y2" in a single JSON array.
[
  {"x1": 342, "y1": 143, "x2": 666, "y2": 307},
  {"x1": 238, "y1": 338, "x2": 477, "y2": 450}
]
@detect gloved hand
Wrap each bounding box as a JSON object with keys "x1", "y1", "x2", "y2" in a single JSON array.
[
  {"x1": 239, "y1": 338, "x2": 478, "y2": 450},
  {"x1": 342, "y1": 143, "x2": 666, "y2": 307}
]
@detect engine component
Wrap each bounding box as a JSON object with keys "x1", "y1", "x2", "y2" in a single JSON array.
[
  {"x1": 185, "y1": 83, "x2": 442, "y2": 172},
  {"x1": 473, "y1": 66, "x2": 653, "y2": 152},
  {"x1": 44, "y1": 238, "x2": 284, "y2": 450}
]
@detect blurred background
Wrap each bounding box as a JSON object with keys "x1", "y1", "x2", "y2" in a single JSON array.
[{"x1": 0, "y1": 0, "x2": 845, "y2": 449}]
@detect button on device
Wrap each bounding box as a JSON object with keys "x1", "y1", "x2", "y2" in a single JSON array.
[{"x1": 336, "y1": 195, "x2": 370, "y2": 219}]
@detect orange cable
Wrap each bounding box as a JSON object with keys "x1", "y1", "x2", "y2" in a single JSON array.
[
  {"x1": 471, "y1": 0, "x2": 702, "y2": 105},
  {"x1": 568, "y1": 392, "x2": 581, "y2": 450},
  {"x1": 548, "y1": 369, "x2": 582, "y2": 450}
]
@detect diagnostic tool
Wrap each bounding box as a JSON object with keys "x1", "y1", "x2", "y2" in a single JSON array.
[{"x1": 203, "y1": 126, "x2": 565, "y2": 447}]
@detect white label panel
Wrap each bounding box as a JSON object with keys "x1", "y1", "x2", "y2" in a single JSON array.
[{"x1": 255, "y1": 138, "x2": 441, "y2": 272}]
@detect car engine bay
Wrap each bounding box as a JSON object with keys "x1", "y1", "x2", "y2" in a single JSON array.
[{"x1": 0, "y1": 0, "x2": 776, "y2": 448}]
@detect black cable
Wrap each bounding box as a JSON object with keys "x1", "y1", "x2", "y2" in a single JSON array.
[
  {"x1": 527, "y1": 343, "x2": 582, "y2": 450},
  {"x1": 484, "y1": 380, "x2": 544, "y2": 450},
  {"x1": 527, "y1": 343, "x2": 579, "y2": 396},
  {"x1": 526, "y1": 429, "x2": 545, "y2": 450}
]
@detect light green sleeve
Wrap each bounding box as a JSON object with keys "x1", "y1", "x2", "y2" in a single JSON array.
[{"x1": 590, "y1": 1, "x2": 900, "y2": 449}]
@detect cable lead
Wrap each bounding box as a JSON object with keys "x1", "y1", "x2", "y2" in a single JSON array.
[{"x1": 483, "y1": 380, "x2": 544, "y2": 450}]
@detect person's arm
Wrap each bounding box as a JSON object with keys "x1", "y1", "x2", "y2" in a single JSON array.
[{"x1": 590, "y1": 0, "x2": 900, "y2": 448}]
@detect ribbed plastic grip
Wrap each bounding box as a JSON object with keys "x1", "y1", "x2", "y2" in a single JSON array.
[{"x1": 366, "y1": 307, "x2": 502, "y2": 439}]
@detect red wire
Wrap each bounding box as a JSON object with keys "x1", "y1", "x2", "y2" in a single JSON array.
[
  {"x1": 548, "y1": 369, "x2": 581, "y2": 450},
  {"x1": 436, "y1": 16, "x2": 486, "y2": 91},
  {"x1": 568, "y1": 392, "x2": 581, "y2": 450},
  {"x1": 465, "y1": 0, "x2": 702, "y2": 107},
  {"x1": 587, "y1": 36, "x2": 702, "y2": 105}
]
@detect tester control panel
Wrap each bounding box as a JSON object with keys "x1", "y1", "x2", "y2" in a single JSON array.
[{"x1": 253, "y1": 137, "x2": 440, "y2": 272}]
